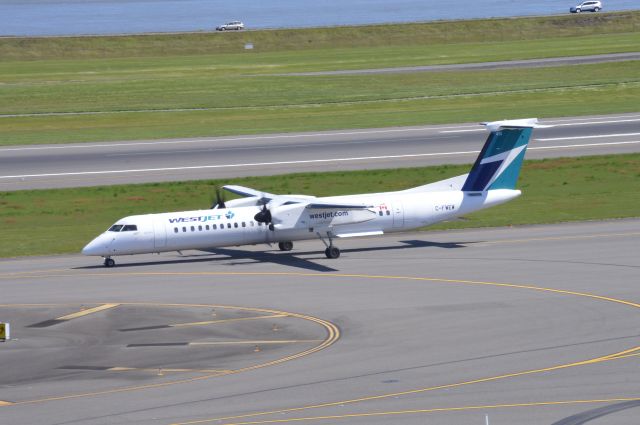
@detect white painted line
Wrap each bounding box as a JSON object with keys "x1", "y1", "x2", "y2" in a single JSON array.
[
  {"x1": 0, "y1": 125, "x2": 470, "y2": 153},
  {"x1": 2, "y1": 115, "x2": 639, "y2": 153},
  {"x1": 536, "y1": 132, "x2": 640, "y2": 141},
  {"x1": 0, "y1": 150, "x2": 478, "y2": 179},
  {"x1": 543, "y1": 114, "x2": 640, "y2": 124},
  {"x1": 1, "y1": 140, "x2": 638, "y2": 181},
  {"x1": 440, "y1": 129, "x2": 485, "y2": 134},
  {"x1": 528, "y1": 140, "x2": 640, "y2": 151},
  {"x1": 551, "y1": 118, "x2": 640, "y2": 127}
]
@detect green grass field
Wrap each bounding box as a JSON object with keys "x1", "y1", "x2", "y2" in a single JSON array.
[
  {"x1": 1, "y1": 154, "x2": 639, "y2": 258},
  {"x1": 1, "y1": 12, "x2": 639, "y2": 145}
]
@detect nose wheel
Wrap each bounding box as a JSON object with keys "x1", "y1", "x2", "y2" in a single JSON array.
[
  {"x1": 278, "y1": 241, "x2": 293, "y2": 251},
  {"x1": 103, "y1": 257, "x2": 116, "y2": 267}
]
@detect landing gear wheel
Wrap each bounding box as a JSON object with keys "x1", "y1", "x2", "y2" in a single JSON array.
[
  {"x1": 325, "y1": 246, "x2": 340, "y2": 259},
  {"x1": 278, "y1": 241, "x2": 293, "y2": 251},
  {"x1": 104, "y1": 258, "x2": 115, "y2": 268}
]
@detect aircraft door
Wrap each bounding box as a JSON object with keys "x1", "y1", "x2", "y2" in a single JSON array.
[
  {"x1": 153, "y1": 216, "x2": 167, "y2": 250},
  {"x1": 392, "y1": 201, "x2": 404, "y2": 228}
]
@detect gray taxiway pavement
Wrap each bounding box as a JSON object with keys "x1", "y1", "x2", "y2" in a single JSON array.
[
  {"x1": 1, "y1": 112, "x2": 640, "y2": 191},
  {"x1": 1, "y1": 219, "x2": 639, "y2": 424}
]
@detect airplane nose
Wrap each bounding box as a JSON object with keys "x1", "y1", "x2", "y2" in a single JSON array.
[
  {"x1": 82, "y1": 236, "x2": 109, "y2": 256},
  {"x1": 82, "y1": 239, "x2": 98, "y2": 256}
]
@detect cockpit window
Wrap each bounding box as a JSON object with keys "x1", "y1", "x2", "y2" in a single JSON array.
[
  {"x1": 122, "y1": 225, "x2": 138, "y2": 231},
  {"x1": 108, "y1": 224, "x2": 123, "y2": 232}
]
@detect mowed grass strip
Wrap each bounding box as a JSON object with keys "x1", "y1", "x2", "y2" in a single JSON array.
[
  {"x1": 3, "y1": 59, "x2": 639, "y2": 115},
  {"x1": 1, "y1": 12, "x2": 639, "y2": 146},
  {"x1": 3, "y1": 79, "x2": 639, "y2": 145},
  {"x1": 1, "y1": 154, "x2": 638, "y2": 258}
]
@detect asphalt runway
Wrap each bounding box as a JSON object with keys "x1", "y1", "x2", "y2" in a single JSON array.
[
  {"x1": 1, "y1": 218, "x2": 639, "y2": 424},
  {"x1": 1, "y1": 112, "x2": 640, "y2": 191}
]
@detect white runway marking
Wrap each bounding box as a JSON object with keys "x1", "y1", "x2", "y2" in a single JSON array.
[
  {"x1": 0, "y1": 126, "x2": 467, "y2": 153},
  {"x1": 2, "y1": 114, "x2": 639, "y2": 153},
  {"x1": 1, "y1": 140, "x2": 638, "y2": 180},
  {"x1": 537, "y1": 132, "x2": 640, "y2": 141}
]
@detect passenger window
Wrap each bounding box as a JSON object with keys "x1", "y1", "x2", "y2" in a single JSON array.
[
  {"x1": 174, "y1": 227, "x2": 178, "y2": 233},
  {"x1": 378, "y1": 211, "x2": 383, "y2": 216},
  {"x1": 108, "y1": 224, "x2": 124, "y2": 232},
  {"x1": 227, "y1": 223, "x2": 231, "y2": 229},
  {"x1": 182, "y1": 227, "x2": 187, "y2": 233},
  {"x1": 191, "y1": 226, "x2": 195, "y2": 232},
  {"x1": 213, "y1": 224, "x2": 217, "y2": 230},
  {"x1": 386, "y1": 210, "x2": 391, "y2": 215},
  {"x1": 234, "y1": 222, "x2": 238, "y2": 228},
  {"x1": 242, "y1": 222, "x2": 246, "y2": 227},
  {"x1": 206, "y1": 225, "x2": 210, "y2": 230},
  {"x1": 198, "y1": 225, "x2": 202, "y2": 231}
]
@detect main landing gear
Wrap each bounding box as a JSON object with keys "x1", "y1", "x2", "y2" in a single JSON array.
[
  {"x1": 325, "y1": 246, "x2": 340, "y2": 259},
  {"x1": 317, "y1": 231, "x2": 340, "y2": 259},
  {"x1": 278, "y1": 241, "x2": 293, "y2": 251},
  {"x1": 103, "y1": 257, "x2": 115, "y2": 267}
]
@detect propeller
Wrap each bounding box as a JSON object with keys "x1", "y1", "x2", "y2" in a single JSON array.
[
  {"x1": 210, "y1": 186, "x2": 226, "y2": 209},
  {"x1": 254, "y1": 203, "x2": 274, "y2": 231}
]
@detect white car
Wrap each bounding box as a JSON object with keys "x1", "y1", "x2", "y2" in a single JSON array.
[
  {"x1": 570, "y1": 1, "x2": 602, "y2": 12},
  {"x1": 216, "y1": 21, "x2": 244, "y2": 31}
]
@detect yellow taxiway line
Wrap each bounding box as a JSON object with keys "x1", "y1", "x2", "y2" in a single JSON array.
[
  {"x1": 0, "y1": 401, "x2": 14, "y2": 406},
  {"x1": 56, "y1": 303, "x2": 120, "y2": 321},
  {"x1": 174, "y1": 397, "x2": 640, "y2": 425},
  {"x1": 189, "y1": 340, "x2": 322, "y2": 346},
  {"x1": 170, "y1": 314, "x2": 287, "y2": 328},
  {"x1": 0, "y1": 302, "x2": 339, "y2": 407},
  {"x1": 108, "y1": 367, "x2": 231, "y2": 374}
]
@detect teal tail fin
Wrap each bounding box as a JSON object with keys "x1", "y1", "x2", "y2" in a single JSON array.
[{"x1": 462, "y1": 118, "x2": 545, "y2": 192}]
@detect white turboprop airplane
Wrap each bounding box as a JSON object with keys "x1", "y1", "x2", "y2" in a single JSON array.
[{"x1": 83, "y1": 118, "x2": 547, "y2": 267}]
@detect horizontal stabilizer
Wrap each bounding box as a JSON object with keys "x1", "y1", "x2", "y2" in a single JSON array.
[{"x1": 481, "y1": 118, "x2": 551, "y2": 132}]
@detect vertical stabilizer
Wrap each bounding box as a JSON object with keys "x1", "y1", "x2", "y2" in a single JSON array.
[{"x1": 462, "y1": 118, "x2": 546, "y2": 192}]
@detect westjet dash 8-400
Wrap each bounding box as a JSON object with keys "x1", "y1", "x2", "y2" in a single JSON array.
[{"x1": 83, "y1": 118, "x2": 548, "y2": 267}]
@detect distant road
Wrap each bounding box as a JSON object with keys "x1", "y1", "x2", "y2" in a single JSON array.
[
  {"x1": 278, "y1": 52, "x2": 640, "y2": 76},
  {"x1": 1, "y1": 112, "x2": 639, "y2": 191}
]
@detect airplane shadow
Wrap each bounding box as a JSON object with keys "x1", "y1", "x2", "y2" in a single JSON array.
[{"x1": 74, "y1": 239, "x2": 477, "y2": 273}]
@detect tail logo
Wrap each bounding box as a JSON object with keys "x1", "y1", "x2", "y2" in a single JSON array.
[{"x1": 462, "y1": 121, "x2": 541, "y2": 192}]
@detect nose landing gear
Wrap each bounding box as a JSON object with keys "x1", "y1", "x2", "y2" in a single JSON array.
[
  {"x1": 278, "y1": 241, "x2": 294, "y2": 251},
  {"x1": 103, "y1": 257, "x2": 116, "y2": 267}
]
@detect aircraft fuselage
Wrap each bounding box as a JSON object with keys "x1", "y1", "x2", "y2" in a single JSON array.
[{"x1": 82, "y1": 189, "x2": 519, "y2": 257}]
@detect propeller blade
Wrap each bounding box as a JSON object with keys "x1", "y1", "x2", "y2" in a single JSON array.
[
  {"x1": 211, "y1": 186, "x2": 226, "y2": 209},
  {"x1": 254, "y1": 204, "x2": 274, "y2": 230}
]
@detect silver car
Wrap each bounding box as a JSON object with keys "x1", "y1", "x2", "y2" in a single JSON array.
[
  {"x1": 570, "y1": 1, "x2": 602, "y2": 12},
  {"x1": 216, "y1": 21, "x2": 245, "y2": 31}
]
